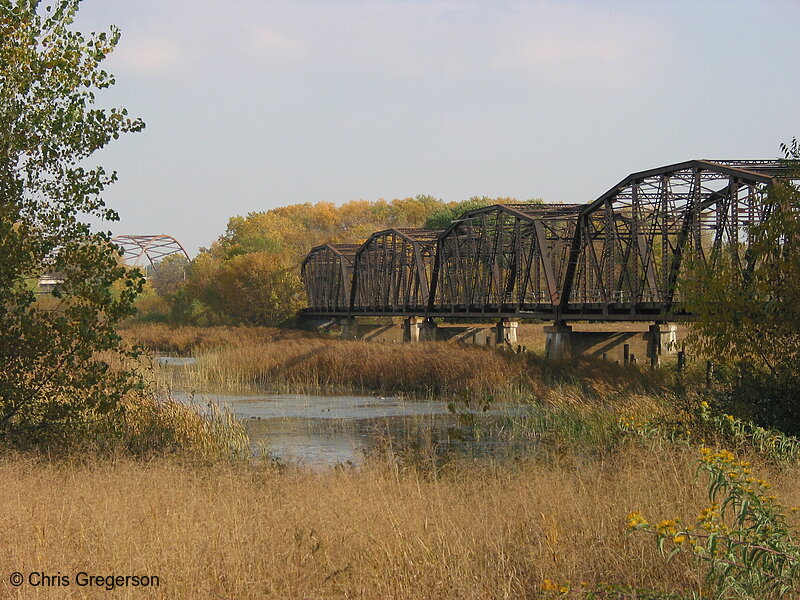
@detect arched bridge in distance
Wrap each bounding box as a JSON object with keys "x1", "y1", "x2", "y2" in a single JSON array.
[
  {"x1": 300, "y1": 159, "x2": 795, "y2": 360},
  {"x1": 37, "y1": 234, "x2": 190, "y2": 295},
  {"x1": 301, "y1": 159, "x2": 793, "y2": 324},
  {"x1": 112, "y1": 234, "x2": 190, "y2": 273}
]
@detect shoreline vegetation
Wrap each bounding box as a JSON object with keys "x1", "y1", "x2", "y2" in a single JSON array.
[
  {"x1": 0, "y1": 446, "x2": 718, "y2": 597},
  {"x1": 124, "y1": 323, "x2": 667, "y2": 400},
  {"x1": 3, "y1": 443, "x2": 800, "y2": 599},
  {"x1": 7, "y1": 324, "x2": 800, "y2": 598}
]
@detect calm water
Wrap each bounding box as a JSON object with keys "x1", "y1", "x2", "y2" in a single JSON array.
[
  {"x1": 170, "y1": 390, "x2": 531, "y2": 467},
  {"x1": 158, "y1": 355, "x2": 533, "y2": 467}
]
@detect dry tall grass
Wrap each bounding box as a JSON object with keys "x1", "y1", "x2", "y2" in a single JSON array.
[
  {"x1": 4, "y1": 442, "x2": 792, "y2": 599},
  {"x1": 121, "y1": 323, "x2": 314, "y2": 354},
  {"x1": 164, "y1": 337, "x2": 667, "y2": 404},
  {"x1": 128, "y1": 323, "x2": 669, "y2": 400},
  {"x1": 181, "y1": 340, "x2": 531, "y2": 397}
]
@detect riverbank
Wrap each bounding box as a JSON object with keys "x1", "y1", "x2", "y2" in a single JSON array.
[
  {"x1": 7, "y1": 442, "x2": 793, "y2": 599},
  {"x1": 125, "y1": 324, "x2": 670, "y2": 401},
  {"x1": 0, "y1": 323, "x2": 793, "y2": 598}
]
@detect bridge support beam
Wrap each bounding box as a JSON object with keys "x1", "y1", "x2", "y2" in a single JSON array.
[
  {"x1": 496, "y1": 319, "x2": 519, "y2": 346},
  {"x1": 340, "y1": 317, "x2": 357, "y2": 340},
  {"x1": 647, "y1": 323, "x2": 662, "y2": 367},
  {"x1": 544, "y1": 322, "x2": 573, "y2": 360},
  {"x1": 404, "y1": 317, "x2": 424, "y2": 342},
  {"x1": 646, "y1": 322, "x2": 678, "y2": 367},
  {"x1": 420, "y1": 318, "x2": 438, "y2": 342}
]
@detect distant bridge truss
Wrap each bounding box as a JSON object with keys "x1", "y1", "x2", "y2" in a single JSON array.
[
  {"x1": 301, "y1": 159, "x2": 795, "y2": 322},
  {"x1": 112, "y1": 234, "x2": 190, "y2": 272}
]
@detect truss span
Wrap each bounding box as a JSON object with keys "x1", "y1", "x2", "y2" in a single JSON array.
[
  {"x1": 112, "y1": 234, "x2": 190, "y2": 272},
  {"x1": 300, "y1": 159, "x2": 795, "y2": 321},
  {"x1": 352, "y1": 228, "x2": 441, "y2": 314},
  {"x1": 301, "y1": 243, "x2": 360, "y2": 313}
]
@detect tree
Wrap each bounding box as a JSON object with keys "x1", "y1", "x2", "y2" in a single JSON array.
[
  {"x1": 686, "y1": 140, "x2": 800, "y2": 432},
  {"x1": 150, "y1": 253, "x2": 189, "y2": 297},
  {"x1": 0, "y1": 1, "x2": 144, "y2": 445},
  {"x1": 213, "y1": 252, "x2": 304, "y2": 326},
  {"x1": 423, "y1": 196, "x2": 543, "y2": 229}
]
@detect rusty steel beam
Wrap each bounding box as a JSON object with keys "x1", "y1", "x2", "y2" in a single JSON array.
[
  {"x1": 112, "y1": 234, "x2": 190, "y2": 272},
  {"x1": 300, "y1": 159, "x2": 794, "y2": 321},
  {"x1": 301, "y1": 243, "x2": 359, "y2": 313},
  {"x1": 350, "y1": 228, "x2": 441, "y2": 313}
]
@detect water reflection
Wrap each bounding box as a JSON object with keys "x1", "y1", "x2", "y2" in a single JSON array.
[{"x1": 155, "y1": 356, "x2": 197, "y2": 367}]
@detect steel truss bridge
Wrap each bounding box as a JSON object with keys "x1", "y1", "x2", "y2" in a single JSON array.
[
  {"x1": 301, "y1": 159, "x2": 793, "y2": 322},
  {"x1": 112, "y1": 234, "x2": 190, "y2": 273}
]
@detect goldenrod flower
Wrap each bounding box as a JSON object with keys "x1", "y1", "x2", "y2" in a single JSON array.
[{"x1": 626, "y1": 512, "x2": 648, "y2": 528}]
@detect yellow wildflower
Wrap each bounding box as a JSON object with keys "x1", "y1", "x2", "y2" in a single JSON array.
[{"x1": 627, "y1": 512, "x2": 648, "y2": 528}]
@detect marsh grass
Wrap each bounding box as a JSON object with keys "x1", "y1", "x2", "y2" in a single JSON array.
[
  {"x1": 9, "y1": 326, "x2": 796, "y2": 598},
  {"x1": 0, "y1": 442, "x2": 770, "y2": 599},
  {"x1": 19, "y1": 393, "x2": 251, "y2": 460},
  {"x1": 142, "y1": 331, "x2": 674, "y2": 465},
  {"x1": 151, "y1": 334, "x2": 668, "y2": 403},
  {"x1": 121, "y1": 323, "x2": 314, "y2": 354}
]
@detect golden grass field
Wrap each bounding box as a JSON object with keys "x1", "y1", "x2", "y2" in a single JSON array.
[
  {"x1": 121, "y1": 323, "x2": 314, "y2": 354},
  {"x1": 28, "y1": 323, "x2": 778, "y2": 599},
  {"x1": 125, "y1": 324, "x2": 668, "y2": 401},
  {"x1": 5, "y1": 441, "x2": 796, "y2": 599}
]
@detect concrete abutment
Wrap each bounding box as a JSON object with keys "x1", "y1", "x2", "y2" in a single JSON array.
[{"x1": 544, "y1": 321, "x2": 678, "y2": 363}]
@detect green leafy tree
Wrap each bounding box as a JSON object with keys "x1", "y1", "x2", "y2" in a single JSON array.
[
  {"x1": 0, "y1": 0, "x2": 145, "y2": 445},
  {"x1": 423, "y1": 196, "x2": 543, "y2": 229},
  {"x1": 685, "y1": 140, "x2": 800, "y2": 432}
]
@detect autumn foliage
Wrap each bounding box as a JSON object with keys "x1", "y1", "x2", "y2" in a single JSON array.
[{"x1": 138, "y1": 195, "x2": 535, "y2": 326}]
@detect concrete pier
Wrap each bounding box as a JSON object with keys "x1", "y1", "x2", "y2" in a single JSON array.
[
  {"x1": 419, "y1": 318, "x2": 439, "y2": 342},
  {"x1": 340, "y1": 316, "x2": 357, "y2": 340},
  {"x1": 495, "y1": 319, "x2": 519, "y2": 346},
  {"x1": 647, "y1": 323, "x2": 662, "y2": 366},
  {"x1": 544, "y1": 322, "x2": 573, "y2": 360},
  {"x1": 404, "y1": 316, "x2": 424, "y2": 342},
  {"x1": 329, "y1": 315, "x2": 682, "y2": 362}
]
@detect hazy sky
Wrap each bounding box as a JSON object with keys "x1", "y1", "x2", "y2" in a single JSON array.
[{"x1": 72, "y1": 0, "x2": 800, "y2": 256}]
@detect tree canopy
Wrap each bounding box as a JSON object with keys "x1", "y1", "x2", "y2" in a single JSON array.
[
  {"x1": 0, "y1": 0, "x2": 144, "y2": 444},
  {"x1": 140, "y1": 194, "x2": 542, "y2": 326},
  {"x1": 423, "y1": 196, "x2": 543, "y2": 229},
  {"x1": 686, "y1": 140, "x2": 800, "y2": 432}
]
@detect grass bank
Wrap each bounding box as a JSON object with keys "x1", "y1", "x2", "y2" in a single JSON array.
[
  {"x1": 10, "y1": 324, "x2": 800, "y2": 598},
  {"x1": 6, "y1": 442, "x2": 794, "y2": 599},
  {"x1": 126, "y1": 324, "x2": 668, "y2": 401},
  {"x1": 121, "y1": 323, "x2": 314, "y2": 354}
]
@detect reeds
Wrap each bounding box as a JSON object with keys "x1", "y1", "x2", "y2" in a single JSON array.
[
  {"x1": 179, "y1": 340, "x2": 533, "y2": 398},
  {"x1": 0, "y1": 443, "x2": 740, "y2": 599},
  {"x1": 121, "y1": 323, "x2": 313, "y2": 354},
  {"x1": 145, "y1": 330, "x2": 666, "y2": 402},
  {"x1": 11, "y1": 391, "x2": 250, "y2": 459}
]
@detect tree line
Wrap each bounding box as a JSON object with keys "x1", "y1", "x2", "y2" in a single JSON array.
[{"x1": 139, "y1": 196, "x2": 542, "y2": 326}]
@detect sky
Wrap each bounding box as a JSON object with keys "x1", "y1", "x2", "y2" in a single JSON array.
[{"x1": 72, "y1": 0, "x2": 800, "y2": 256}]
